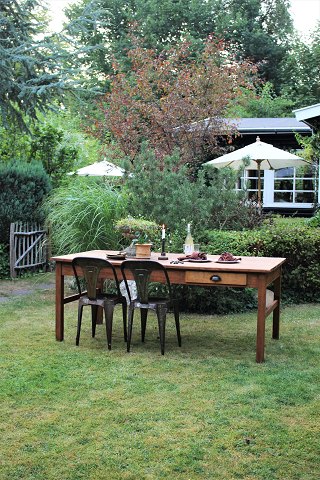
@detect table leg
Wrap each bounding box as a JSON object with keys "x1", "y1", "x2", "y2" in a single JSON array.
[
  {"x1": 55, "y1": 262, "x2": 64, "y2": 341},
  {"x1": 272, "y1": 271, "x2": 281, "y2": 339},
  {"x1": 256, "y1": 276, "x2": 267, "y2": 363}
]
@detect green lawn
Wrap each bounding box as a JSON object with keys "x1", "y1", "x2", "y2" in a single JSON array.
[{"x1": 0, "y1": 273, "x2": 319, "y2": 480}]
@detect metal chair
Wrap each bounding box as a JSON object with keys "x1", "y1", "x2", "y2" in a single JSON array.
[
  {"x1": 120, "y1": 260, "x2": 181, "y2": 355},
  {"x1": 72, "y1": 257, "x2": 127, "y2": 349}
]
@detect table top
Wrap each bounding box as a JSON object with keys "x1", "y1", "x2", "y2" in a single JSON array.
[{"x1": 52, "y1": 250, "x2": 286, "y2": 273}]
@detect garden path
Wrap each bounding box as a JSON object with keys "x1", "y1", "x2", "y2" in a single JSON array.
[{"x1": 0, "y1": 273, "x2": 56, "y2": 303}]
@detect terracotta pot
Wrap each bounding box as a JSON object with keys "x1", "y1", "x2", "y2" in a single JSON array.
[{"x1": 135, "y1": 243, "x2": 152, "y2": 259}]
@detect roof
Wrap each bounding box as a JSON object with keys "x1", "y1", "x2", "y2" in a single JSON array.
[
  {"x1": 293, "y1": 103, "x2": 320, "y2": 130},
  {"x1": 232, "y1": 118, "x2": 312, "y2": 134}
]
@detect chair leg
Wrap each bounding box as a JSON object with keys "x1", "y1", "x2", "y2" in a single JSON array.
[
  {"x1": 104, "y1": 303, "x2": 114, "y2": 350},
  {"x1": 91, "y1": 305, "x2": 98, "y2": 338},
  {"x1": 122, "y1": 301, "x2": 128, "y2": 342},
  {"x1": 140, "y1": 308, "x2": 148, "y2": 342},
  {"x1": 156, "y1": 305, "x2": 167, "y2": 355},
  {"x1": 127, "y1": 304, "x2": 134, "y2": 352},
  {"x1": 76, "y1": 304, "x2": 84, "y2": 346},
  {"x1": 173, "y1": 304, "x2": 181, "y2": 347}
]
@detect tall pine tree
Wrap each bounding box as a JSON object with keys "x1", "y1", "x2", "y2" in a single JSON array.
[{"x1": 0, "y1": 0, "x2": 107, "y2": 130}]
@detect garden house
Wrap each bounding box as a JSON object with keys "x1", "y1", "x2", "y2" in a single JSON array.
[{"x1": 227, "y1": 116, "x2": 316, "y2": 215}]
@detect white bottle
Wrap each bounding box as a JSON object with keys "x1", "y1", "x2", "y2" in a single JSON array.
[{"x1": 184, "y1": 223, "x2": 194, "y2": 254}]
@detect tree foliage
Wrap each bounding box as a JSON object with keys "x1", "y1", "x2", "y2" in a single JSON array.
[
  {"x1": 0, "y1": 160, "x2": 51, "y2": 243},
  {"x1": 124, "y1": 145, "x2": 263, "y2": 239},
  {"x1": 0, "y1": 111, "x2": 99, "y2": 188},
  {"x1": 213, "y1": 0, "x2": 293, "y2": 89},
  {"x1": 0, "y1": 0, "x2": 108, "y2": 130},
  {"x1": 0, "y1": 123, "x2": 30, "y2": 162},
  {"x1": 228, "y1": 82, "x2": 295, "y2": 118},
  {"x1": 65, "y1": 0, "x2": 293, "y2": 89},
  {"x1": 95, "y1": 37, "x2": 256, "y2": 171},
  {"x1": 280, "y1": 24, "x2": 320, "y2": 107},
  {"x1": 29, "y1": 123, "x2": 79, "y2": 187}
]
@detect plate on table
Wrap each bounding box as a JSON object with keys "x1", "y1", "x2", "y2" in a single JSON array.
[
  {"x1": 215, "y1": 259, "x2": 241, "y2": 264},
  {"x1": 188, "y1": 259, "x2": 211, "y2": 263},
  {"x1": 107, "y1": 254, "x2": 126, "y2": 260}
]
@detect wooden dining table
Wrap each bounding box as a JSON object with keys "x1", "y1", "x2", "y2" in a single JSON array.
[{"x1": 51, "y1": 250, "x2": 286, "y2": 363}]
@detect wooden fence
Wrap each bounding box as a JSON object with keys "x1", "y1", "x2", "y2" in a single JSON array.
[{"x1": 9, "y1": 222, "x2": 49, "y2": 278}]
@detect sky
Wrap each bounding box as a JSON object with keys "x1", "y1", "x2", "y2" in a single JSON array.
[
  {"x1": 290, "y1": 0, "x2": 320, "y2": 35},
  {"x1": 46, "y1": 0, "x2": 320, "y2": 36}
]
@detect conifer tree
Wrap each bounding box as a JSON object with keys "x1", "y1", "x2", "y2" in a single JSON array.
[{"x1": 0, "y1": 0, "x2": 107, "y2": 130}]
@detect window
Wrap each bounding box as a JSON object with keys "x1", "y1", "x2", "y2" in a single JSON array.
[
  {"x1": 236, "y1": 165, "x2": 316, "y2": 206},
  {"x1": 237, "y1": 169, "x2": 264, "y2": 203},
  {"x1": 274, "y1": 166, "x2": 315, "y2": 204}
]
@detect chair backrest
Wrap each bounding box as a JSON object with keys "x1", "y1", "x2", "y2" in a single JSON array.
[
  {"x1": 120, "y1": 260, "x2": 172, "y2": 304},
  {"x1": 72, "y1": 256, "x2": 121, "y2": 300}
]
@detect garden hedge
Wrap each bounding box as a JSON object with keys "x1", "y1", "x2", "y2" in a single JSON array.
[
  {"x1": 202, "y1": 219, "x2": 320, "y2": 304},
  {"x1": 0, "y1": 161, "x2": 51, "y2": 244}
]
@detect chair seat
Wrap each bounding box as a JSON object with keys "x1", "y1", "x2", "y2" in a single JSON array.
[
  {"x1": 80, "y1": 293, "x2": 124, "y2": 305},
  {"x1": 133, "y1": 297, "x2": 173, "y2": 309},
  {"x1": 79, "y1": 293, "x2": 127, "y2": 307}
]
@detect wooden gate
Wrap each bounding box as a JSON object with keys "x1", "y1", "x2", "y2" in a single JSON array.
[{"x1": 9, "y1": 222, "x2": 49, "y2": 278}]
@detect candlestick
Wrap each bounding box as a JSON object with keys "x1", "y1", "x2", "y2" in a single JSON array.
[
  {"x1": 161, "y1": 238, "x2": 166, "y2": 255},
  {"x1": 158, "y1": 234, "x2": 168, "y2": 260}
]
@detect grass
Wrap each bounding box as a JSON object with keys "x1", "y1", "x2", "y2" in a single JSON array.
[{"x1": 0, "y1": 273, "x2": 319, "y2": 480}]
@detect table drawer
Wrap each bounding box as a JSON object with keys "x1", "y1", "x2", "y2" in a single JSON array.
[{"x1": 185, "y1": 271, "x2": 247, "y2": 286}]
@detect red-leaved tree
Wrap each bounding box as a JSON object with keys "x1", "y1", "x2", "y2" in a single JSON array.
[{"x1": 95, "y1": 36, "x2": 257, "y2": 172}]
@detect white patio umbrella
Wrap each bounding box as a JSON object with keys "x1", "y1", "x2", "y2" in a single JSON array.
[
  {"x1": 205, "y1": 136, "x2": 308, "y2": 204},
  {"x1": 69, "y1": 160, "x2": 125, "y2": 177}
]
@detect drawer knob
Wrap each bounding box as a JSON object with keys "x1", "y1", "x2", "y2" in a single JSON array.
[{"x1": 210, "y1": 275, "x2": 221, "y2": 282}]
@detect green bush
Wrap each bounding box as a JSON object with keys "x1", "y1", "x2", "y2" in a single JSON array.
[
  {"x1": 172, "y1": 284, "x2": 257, "y2": 314},
  {"x1": 149, "y1": 280, "x2": 257, "y2": 315},
  {"x1": 153, "y1": 217, "x2": 320, "y2": 312},
  {"x1": 124, "y1": 145, "x2": 263, "y2": 241},
  {"x1": 203, "y1": 220, "x2": 320, "y2": 303},
  {"x1": 0, "y1": 161, "x2": 52, "y2": 244},
  {"x1": 0, "y1": 243, "x2": 9, "y2": 278},
  {"x1": 307, "y1": 210, "x2": 320, "y2": 227},
  {"x1": 29, "y1": 123, "x2": 79, "y2": 188},
  {"x1": 45, "y1": 178, "x2": 128, "y2": 254}
]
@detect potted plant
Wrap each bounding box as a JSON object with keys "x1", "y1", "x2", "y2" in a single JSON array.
[{"x1": 115, "y1": 217, "x2": 159, "y2": 258}]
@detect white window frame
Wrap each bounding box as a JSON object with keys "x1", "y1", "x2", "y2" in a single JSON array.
[{"x1": 237, "y1": 167, "x2": 317, "y2": 209}]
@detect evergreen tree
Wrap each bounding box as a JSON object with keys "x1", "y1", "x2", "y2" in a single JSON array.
[
  {"x1": 0, "y1": 0, "x2": 108, "y2": 130},
  {"x1": 280, "y1": 24, "x2": 320, "y2": 107},
  {"x1": 214, "y1": 0, "x2": 293, "y2": 90},
  {"x1": 65, "y1": 0, "x2": 293, "y2": 89}
]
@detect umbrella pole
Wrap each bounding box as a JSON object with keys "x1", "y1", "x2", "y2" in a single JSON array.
[{"x1": 257, "y1": 160, "x2": 262, "y2": 207}]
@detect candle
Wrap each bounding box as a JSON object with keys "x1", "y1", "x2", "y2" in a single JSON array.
[{"x1": 158, "y1": 224, "x2": 168, "y2": 260}]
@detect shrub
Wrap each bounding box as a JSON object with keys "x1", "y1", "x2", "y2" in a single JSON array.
[
  {"x1": 172, "y1": 284, "x2": 257, "y2": 314},
  {"x1": 165, "y1": 218, "x2": 320, "y2": 312},
  {"x1": 125, "y1": 145, "x2": 263, "y2": 241},
  {"x1": 203, "y1": 220, "x2": 320, "y2": 303},
  {"x1": 45, "y1": 178, "x2": 128, "y2": 254},
  {"x1": 29, "y1": 123, "x2": 79, "y2": 188},
  {"x1": 0, "y1": 243, "x2": 9, "y2": 278},
  {"x1": 307, "y1": 210, "x2": 320, "y2": 227},
  {"x1": 0, "y1": 161, "x2": 52, "y2": 244}
]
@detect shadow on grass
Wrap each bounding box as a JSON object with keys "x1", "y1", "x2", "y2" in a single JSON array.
[{"x1": 63, "y1": 306, "x2": 261, "y2": 362}]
